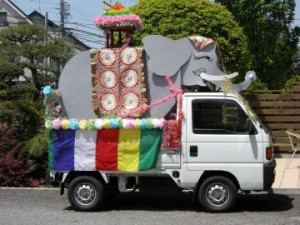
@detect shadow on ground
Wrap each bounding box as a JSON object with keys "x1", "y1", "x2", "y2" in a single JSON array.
[
  {"x1": 233, "y1": 193, "x2": 294, "y2": 212},
  {"x1": 65, "y1": 192, "x2": 295, "y2": 212}
]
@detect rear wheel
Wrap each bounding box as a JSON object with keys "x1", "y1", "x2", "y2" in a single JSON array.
[
  {"x1": 68, "y1": 176, "x2": 104, "y2": 211},
  {"x1": 198, "y1": 176, "x2": 237, "y2": 212}
]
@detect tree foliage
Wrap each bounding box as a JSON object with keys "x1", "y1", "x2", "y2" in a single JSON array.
[
  {"x1": 0, "y1": 25, "x2": 75, "y2": 185},
  {"x1": 215, "y1": 0, "x2": 300, "y2": 89},
  {"x1": 0, "y1": 61, "x2": 23, "y2": 85},
  {"x1": 282, "y1": 75, "x2": 300, "y2": 90},
  {"x1": 0, "y1": 24, "x2": 74, "y2": 134},
  {"x1": 131, "y1": 0, "x2": 252, "y2": 75},
  {"x1": 0, "y1": 24, "x2": 74, "y2": 94}
]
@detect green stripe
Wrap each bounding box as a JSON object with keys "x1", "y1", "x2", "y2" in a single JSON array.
[
  {"x1": 48, "y1": 130, "x2": 54, "y2": 170},
  {"x1": 139, "y1": 129, "x2": 162, "y2": 171}
]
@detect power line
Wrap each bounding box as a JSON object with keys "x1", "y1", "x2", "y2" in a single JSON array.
[
  {"x1": 5, "y1": 14, "x2": 99, "y2": 30},
  {"x1": 7, "y1": 11, "x2": 101, "y2": 36},
  {"x1": 5, "y1": 14, "x2": 103, "y2": 37},
  {"x1": 65, "y1": 22, "x2": 101, "y2": 32},
  {"x1": 67, "y1": 27, "x2": 104, "y2": 38}
]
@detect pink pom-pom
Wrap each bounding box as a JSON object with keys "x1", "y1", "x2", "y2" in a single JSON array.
[
  {"x1": 52, "y1": 119, "x2": 61, "y2": 130},
  {"x1": 152, "y1": 118, "x2": 160, "y2": 128},
  {"x1": 128, "y1": 119, "x2": 136, "y2": 129},
  {"x1": 159, "y1": 119, "x2": 165, "y2": 129},
  {"x1": 122, "y1": 119, "x2": 130, "y2": 129}
]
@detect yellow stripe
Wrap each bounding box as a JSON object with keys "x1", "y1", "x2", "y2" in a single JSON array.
[{"x1": 118, "y1": 129, "x2": 141, "y2": 171}]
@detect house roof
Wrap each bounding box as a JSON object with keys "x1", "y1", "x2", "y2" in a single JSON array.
[
  {"x1": 1, "y1": 1, "x2": 91, "y2": 50},
  {"x1": 3, "y1": 0, "x2": 32, "y2": 24},
  {"x1": 27, "y1": 10, "x2": 57, "y2": 27},
  {"x1": 27, "y1": 10, "x2": 90, "y2": 50}
]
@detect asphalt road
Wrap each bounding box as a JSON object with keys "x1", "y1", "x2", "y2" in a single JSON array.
[{"x1": 1, "y1": 188, "x2": 300, "y2": 225}]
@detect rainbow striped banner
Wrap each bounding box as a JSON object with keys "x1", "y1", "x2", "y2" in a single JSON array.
[{"x1": 48, "y1": 129, "x2": 162, "y2": 172}]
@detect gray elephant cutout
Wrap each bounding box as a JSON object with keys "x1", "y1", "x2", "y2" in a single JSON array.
[{"x1": 59, "y1": 35, "x2": 255, "y2": 119}]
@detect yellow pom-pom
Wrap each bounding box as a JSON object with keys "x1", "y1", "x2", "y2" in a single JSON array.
[
  {"x1": 103, "y1": 119, "x2": 111, "y2": 129},
  {"x1": 79, "y1": 119, "x2": 87, "y2": 130},
  {"x1": 135, "y1": 119, "x2": 141, "y2": 129},
  {"x1": 61, "y1": 119, "x2": 70, "y2": 130}
]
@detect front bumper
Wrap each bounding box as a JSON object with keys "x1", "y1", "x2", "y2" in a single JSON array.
[{"x1": 263, "y1": 159, "x2": 276, "y2": 190}]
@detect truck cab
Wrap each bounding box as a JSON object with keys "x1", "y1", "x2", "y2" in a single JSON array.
[{"x1": 181, "y1": 92, "x2": 274, "y2": 190}]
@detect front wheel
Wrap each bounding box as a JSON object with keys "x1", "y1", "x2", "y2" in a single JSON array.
[
  {"x1": 68, "y1": 176, "x2": 104, "y2": 211},
  {"x1": 198, "y1": 176, "x2": 237, "y2": 212}
]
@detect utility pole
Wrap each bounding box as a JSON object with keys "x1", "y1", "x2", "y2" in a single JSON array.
[
  {"x1": 59, "y1": 0, "x2": 70, "y2": 37},
  {"x1": 44, "y1": 11, "x2": 48, "y2": 71},
  {"x1": 43, "y1": 12, "x2": 49, "y2": 86},
  {"x1": 38, "y1": 0, "x2": 41, "y2": 13},
  {"x1": 44, "y1": 12, "x2": 48, "y2": 45},
  {"x1": 60, "y1": 0, "x2": 64, "y2": 37}
]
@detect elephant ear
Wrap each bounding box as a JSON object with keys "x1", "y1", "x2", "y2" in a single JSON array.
[
  {"x1": 59, "y1": 51, "x2": 97, "y2": 119},
  {"x1": 142, "y1": 35, "x2": 192, "y2": 76}
]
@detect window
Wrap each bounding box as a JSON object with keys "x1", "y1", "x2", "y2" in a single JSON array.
[
  {"x1": 0, "y1": 12, "x2": 8, "y2": 27},
  {"x1": 192, "y1": 99, "x2": 254, "y2": 134}
]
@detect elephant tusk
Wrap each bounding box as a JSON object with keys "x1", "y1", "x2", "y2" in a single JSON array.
[{"x1": 200, "y1": 72, "x2": 239, "y2": 81}]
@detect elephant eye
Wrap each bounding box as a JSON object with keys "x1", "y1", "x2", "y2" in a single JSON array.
[
  {"x1": 194, "y1": 53, "x2": 213, "y2": 62},
  {"x1": 193, "y1": 68, "x2": 207, "y2": 77}
]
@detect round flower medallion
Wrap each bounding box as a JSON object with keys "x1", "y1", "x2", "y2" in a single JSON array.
[
  {"x1": 97, "y1": 49, "x2": 117, "y2": 66},
  {"x1": 99, "y1": 93, "x2": 118, "y2": 111},
  {"x1": 121, "y1": 69, "x2": 139, "y2": 88}
]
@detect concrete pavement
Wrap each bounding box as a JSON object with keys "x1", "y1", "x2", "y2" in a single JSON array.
[{"x1": 272, "y1": 157, "x2": 300, "y2": 194}]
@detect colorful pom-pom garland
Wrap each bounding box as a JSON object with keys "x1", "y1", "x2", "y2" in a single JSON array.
[{"x1": 45, "y1": 118, "x2": 165, "y2": 130}]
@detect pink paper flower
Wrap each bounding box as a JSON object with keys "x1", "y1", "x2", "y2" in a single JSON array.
[{"x1": 94, "y1": 14, "x2": 142, "y2": 26}]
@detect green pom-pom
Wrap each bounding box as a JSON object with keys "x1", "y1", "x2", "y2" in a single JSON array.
[
  {"x1": 118, "y1": 119, "x2": 123, "y2": 129},
  {"x1": 45, "y1": 120, "x2": 53, "y2": 129},
  {"x1": 146, "y1": 119, "x2": 153, "y2": 129},
  {"x1": 87, "y1": 119, "x2": 96, "y2": 130}
]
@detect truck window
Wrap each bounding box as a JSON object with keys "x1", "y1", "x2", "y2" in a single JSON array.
[{"x1": 192, "y1": 99, "x2": 252, "y2": 134}]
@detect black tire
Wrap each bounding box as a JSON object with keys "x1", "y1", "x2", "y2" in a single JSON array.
[
  {"x1": 68, "y1": 176, "x2": 104, "y2": 211},
  {"x1": 198, "y1": 176, "x2": 237, "y2": 212}
]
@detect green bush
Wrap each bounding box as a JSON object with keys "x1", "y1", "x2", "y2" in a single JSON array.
[
  {"x1": 282, "y1": 75, "x2": 300, "y2": 91},
  {"x1": 246, "y1": 78, "x2": 269, "y2": 91},
  {"x1": 25, "y1": 129, "x2": 49, "y2": 158}
]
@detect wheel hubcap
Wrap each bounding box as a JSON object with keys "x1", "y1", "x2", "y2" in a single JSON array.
[
  {"x1": 74, "y1": 183, "x2": 96, "y2": 206},
  {"x1": 206, "y1": 184, "x2": 229, "y2": 207}
]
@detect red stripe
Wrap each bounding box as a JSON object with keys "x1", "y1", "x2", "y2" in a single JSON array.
[{"x1": 96, "y1": 129, "x2": 119, "y2": 170}]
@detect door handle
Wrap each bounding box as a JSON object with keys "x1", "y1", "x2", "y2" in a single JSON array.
[{"x1": 190, "y1": 146, "x2": 198, "y2": 157}]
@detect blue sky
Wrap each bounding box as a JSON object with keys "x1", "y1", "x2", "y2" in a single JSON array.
[
  {"x1": 11, "y1": 0, "x2": 138, "y2": 48},
  {"x1": 11, "y1": 0, "x2": 300, "y2": 48}
]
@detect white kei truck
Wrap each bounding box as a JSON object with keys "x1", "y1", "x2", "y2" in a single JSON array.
[{"x1": 49, "y1": 92, "x2": 276, "y2": 212}]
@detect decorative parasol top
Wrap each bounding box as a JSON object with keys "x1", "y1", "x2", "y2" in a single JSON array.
[{"x1": 94, "y1": 1, "x2": 142, "y2": 30}]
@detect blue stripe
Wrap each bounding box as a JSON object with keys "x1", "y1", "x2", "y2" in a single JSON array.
[{"x1": 53, "y1": 130, "x2": 75, "y2": 170}]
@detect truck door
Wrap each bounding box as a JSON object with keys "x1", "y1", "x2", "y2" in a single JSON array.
[{"x1": 185, "y1": 97, "x2": 264, "y2": 170}]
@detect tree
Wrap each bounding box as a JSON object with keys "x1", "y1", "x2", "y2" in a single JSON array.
[
  {"x1": 0, "y1": 24, "x2": 74, "y2": 96},
  {"x1": 215, "y1": 0, "x2": 300, "y2": 89},
  {"x1": 131, "y1": 0, "x2": 252, "y2": 76},
  {"x1": 0, "y1": 62, "x2": 23, "y2": 85},
  {"x1": 0, "y1": 24, "x2": 75, "y2": 186},
  {"x1": 0, "y1": 24, "x2": 74, "y2": 138}
]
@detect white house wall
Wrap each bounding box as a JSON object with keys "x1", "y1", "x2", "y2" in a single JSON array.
[{"x1": 0, "y1": 0, "x2": 32, "y2": 28}]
